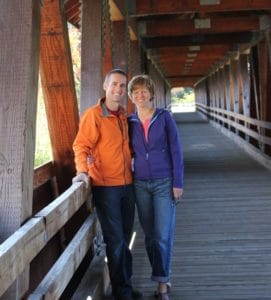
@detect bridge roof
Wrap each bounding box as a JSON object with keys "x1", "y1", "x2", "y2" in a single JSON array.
[{"x1": 64, "y1": 0, "x2": 271, "y2": 87}]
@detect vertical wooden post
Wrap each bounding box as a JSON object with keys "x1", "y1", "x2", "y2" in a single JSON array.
[
  {"x1": 81, "y1": 0, "x2": 103, "y2": 113},
  {"x1": 239, "y1": 53, "x2": 251, "y2": 142},
  {"x1": 165, "y1": 86, "x2": 171, "y2": 108},
  {"x1": 130, "y1": 40, "x2": 141, "y2": 76},
  {"x1": 112, "y1": 20, "x2": 133, "y2": 111},
  {"x1": 258, "y1": 40, "x2": 268, "y2": 153},
  {"x1": 205, "y1": 79, "x2": 210, "y2": 107},
  {"x1": 103, "y1": 19, "x2": 113, "y2": 76},
  {"x1": 231, "y1": 58, "x2": 240, "y2": 135},
  {"x1": 40, "y1": 0, "x2": 79, "y2": 193},
  {"x1": 103, "y1": 0, "x2": 113, "y2": 76},
  {"x1": 258, "y1": 41, "x2": 268, "y2": 122},
  {"x1": 224, "y1": 63, "x2": 231, "y2": 112},
  {"x1": 0, "y1": 1, "x2": 41, "y2": 298},
  {"x1": 213, "y1": 71, "x2": 219, "y2": 109},
  {"x1": 112, "y1": 21, "x2": 128, "y2": 71}
]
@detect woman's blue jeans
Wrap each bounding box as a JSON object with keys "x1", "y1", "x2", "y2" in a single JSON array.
[
  {"x1": 92, "y1": 184, "x2": 135, "y2": 298},
  {"x1": 134, "y1": 178, "x2": 176, "y2": 283}
]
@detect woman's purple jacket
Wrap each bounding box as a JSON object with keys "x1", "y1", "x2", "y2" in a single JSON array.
[{"x1": 128, "y1": 108, "x2": 184, "y2": 188}]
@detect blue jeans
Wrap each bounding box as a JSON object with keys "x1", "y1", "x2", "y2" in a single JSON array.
[
  {"x1": 134, "y1": 178, "x2": 176, "y2": 283},
  {"x1": 92, "y1": 185, "x2": 135, "y2": 298}
]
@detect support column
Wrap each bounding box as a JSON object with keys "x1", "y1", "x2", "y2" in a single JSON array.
[
  {"x1": 103, "y1": 0, "x2": 113, "y2": 76},
  {"x1": 130, "y1": 40, "x2": 141, "y2": 76},
  {"x1": 0, "y1": 1, "x2": 41, "y2": 298},
  {"x1": 81, "y1": 0, "x2": 103, "y2": 113},
  {"x1": 224, "y1": 63, "x2": 231, "y2": 112},
  {"x1": 40, "y1": 0, "x2": 79, "y2": 193},
  {"x1": 112, "y1": 19, "x2": 133, "y2": 112},
  {"x1": 112, "y1": 21, "x2": 128, "y2": 71},
  {"x1": 231, "y1": 58, "x2": 241, "y2": 135},
  {"x1": 239, "y1": 53, "x2": 251, "y2": 141}
]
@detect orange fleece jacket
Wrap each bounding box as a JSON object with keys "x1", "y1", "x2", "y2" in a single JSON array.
[{"x1": 73, "y1": 98, "x2": 132, "y2": 186}]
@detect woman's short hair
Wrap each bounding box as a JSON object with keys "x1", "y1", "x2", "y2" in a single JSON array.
[{"x1": 128, "y1": 75, "x2": 155, "y2": 101}]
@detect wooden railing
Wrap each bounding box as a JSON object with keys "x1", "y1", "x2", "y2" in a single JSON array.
[
  {"x1": 197, "y1": 103, "x2": 271, "y2": 146},
  {"x1": 0, "y1": 163, "x2": 104, "y2": 299}
]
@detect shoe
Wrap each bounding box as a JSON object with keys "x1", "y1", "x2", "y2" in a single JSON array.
[
  {"x1": 157, "y1": 292, "x2": 169, "y2": 300},
  {"x1": 132, "y1": 288, "x2": 143, "y2": 298},
  {"x1": 154, "y1": 282, "x2": 171, "y2": 297}
]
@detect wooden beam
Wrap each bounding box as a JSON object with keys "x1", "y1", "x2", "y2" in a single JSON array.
[
  {"x1": 135, "y1": 0, "x2": 271, "y2": 16},
  {"x1": 0, "y1": 182, "x2": 88, "y2": 298},
  {"x1": 80, "y1": 0, "x2": 103, "y2": 113},
  {"x1": 155, "y1": 45, "x2": 231, "y2": 56},
  {"x1": 33, "y1": 162, "x2": 55, "y2": 189},
  {"x1": 112, "y1": 20, "x2": 128, "y2": 71},
  {"x1": 144, "y1": 16, "x2": 260, "y2": 36},
  {"x1": 40, "y1": 0, "x2": 79, "y2": 193},
  {"x1": 141, "y1": 32, "x2": 255, "y2": 48},
  {"x1": 103, "y1": 17, "x2": 113, "y2": 76},
  {"x1": 0, "y1": 1, "x2": 41, "y2": 297},
  {"x1": 0, "y1": 0, "x2": 40, "y2": 234},
  {"x1": 167, "y1": 75, "x2": 203, "y2": 87},
  {"x1": 29, "y1": 215, "x2": 97, "y2": 300}
]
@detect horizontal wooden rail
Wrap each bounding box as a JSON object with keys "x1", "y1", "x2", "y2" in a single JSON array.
[
  {"x1": 198, "y1": 103, "x2": 271, "y2": 130},
  {"x1": 0, "y1": 182, "x2": 91, "y2": 297},
  {"x1": 197, "y1": 103, "x2": 271, "y2": 145},
  {"x1": 33, "y1": 161, "x2": 55, "y2": 189},
  {"x1": 29, "y1": 214, "x2": 100, "y2": 299}
]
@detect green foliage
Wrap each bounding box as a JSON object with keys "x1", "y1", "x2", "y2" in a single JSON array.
[
  {"x1": 171, "y1": 87, "x2": 195, "y2": 104},
  {"x1": 34, "y1": 85, "x2": 52, "y2": 167}
]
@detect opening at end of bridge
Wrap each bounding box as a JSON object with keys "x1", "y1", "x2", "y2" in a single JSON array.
[{"x1": 169, "y1": 87, "x2": 195, "y2": 113}]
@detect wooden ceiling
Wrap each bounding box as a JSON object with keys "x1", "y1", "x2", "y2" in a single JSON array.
[{"x1": 64, "y1": 0, "x2": 271, "y2": 87}]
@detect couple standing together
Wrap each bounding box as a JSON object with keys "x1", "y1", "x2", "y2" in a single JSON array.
[{"x1": 73, "y1": 69, "x2": 184, "y2": 300}]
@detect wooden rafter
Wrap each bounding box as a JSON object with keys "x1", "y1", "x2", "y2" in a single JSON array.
[{"x1": 135, "y1": 0, "x2": 271, "y2": 16}]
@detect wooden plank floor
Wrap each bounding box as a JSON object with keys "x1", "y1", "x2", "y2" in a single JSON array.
[{"x1": 131, "y1": 112, "x2": 271, "y2": 300}]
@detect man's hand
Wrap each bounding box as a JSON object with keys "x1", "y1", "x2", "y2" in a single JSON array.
[{"x1": 72, "y1": 172, "x2": 90, "y2": 189}]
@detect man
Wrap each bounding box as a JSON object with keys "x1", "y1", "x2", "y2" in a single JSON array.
[{"x1": 73, "y1": 69, "x2": 141, "y2": 300}]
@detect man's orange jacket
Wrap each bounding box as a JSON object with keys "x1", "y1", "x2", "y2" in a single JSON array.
[{"x1": 73, "y1": 98, "x2": 133, "y2": 186}]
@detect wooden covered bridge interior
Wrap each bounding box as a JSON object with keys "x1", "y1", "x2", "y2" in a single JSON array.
[{"x1": 1, "y1": 0, "x2": 271, "y2": 299}]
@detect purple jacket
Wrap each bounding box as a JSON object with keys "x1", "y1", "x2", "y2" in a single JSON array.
[{"x1": 128, "y1": 108, "x2": 184, "y2": 188}]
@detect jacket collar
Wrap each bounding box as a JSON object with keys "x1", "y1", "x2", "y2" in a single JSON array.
[
  {"x1": 98, "y1": 98, "x2": 126, "y2": 117},
  {"x1": 129, "y1": 108, "x2": 165, "y2": 122}
]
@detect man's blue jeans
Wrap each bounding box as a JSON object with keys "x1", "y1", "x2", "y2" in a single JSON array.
[
  {"x1": 134, "y1": 178, "x2": 176, "y2": 283},
  {"x1": 92, "y1": 184, "x2": 135, "y2": 298}
]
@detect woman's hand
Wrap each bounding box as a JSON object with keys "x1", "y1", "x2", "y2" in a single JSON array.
[{"x1": 173, "y1": 187, "x2": 183, "y2": 204}]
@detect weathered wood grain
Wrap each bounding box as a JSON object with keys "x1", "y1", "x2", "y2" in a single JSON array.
[
  {"x1": 29, "y1": 214, "x2": 97, "y2": 300},
  {"x1": 0, "y1": 182, "x2": 88, "y2": 297}
]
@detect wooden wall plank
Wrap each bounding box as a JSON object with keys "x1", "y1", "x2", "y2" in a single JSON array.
[
  {"x1": 80, "y1": 0, "x2": 103, "y2": 113},
  {"x1": 0, "y1": 0, "x2": 40, "y2": 239},
  {"x1": 40, "y1": 0, "x2": 79, "y2": 193},
  {"x1": 0, "y1": 1, "x2": 41, "y2": 298}
]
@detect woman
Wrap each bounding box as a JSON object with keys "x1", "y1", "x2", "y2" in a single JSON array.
[{"x1": 128, "y1": 75, "x2": 184, "y2": 300}]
